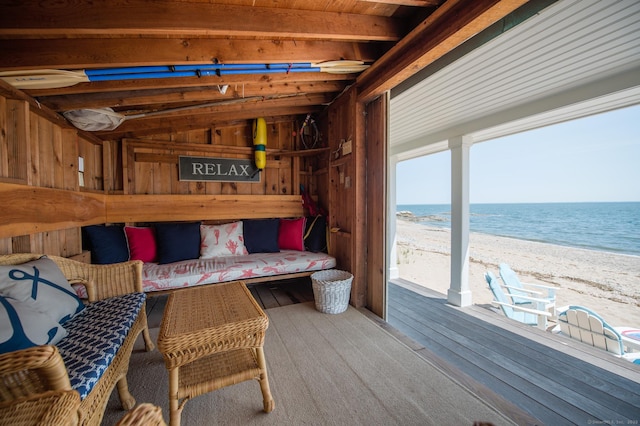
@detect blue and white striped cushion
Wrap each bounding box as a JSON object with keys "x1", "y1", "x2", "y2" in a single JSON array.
[{"x1": 57, "y1": 292, "x2": 146, "y2": 399}]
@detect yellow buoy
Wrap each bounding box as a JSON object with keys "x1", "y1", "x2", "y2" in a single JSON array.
[{"x1": 253, "y1": 117, "x2": 267, "y2": 170}]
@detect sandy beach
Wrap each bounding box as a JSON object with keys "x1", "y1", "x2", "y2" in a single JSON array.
[{"x1": 395, "y1": 218, "x2": 640, "y2": 327}]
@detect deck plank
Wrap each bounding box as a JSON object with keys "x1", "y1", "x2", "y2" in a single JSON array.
[
  {"x1": 387, "y1": 281, "x2": 640, "y2": 424},
  {"x1": 387, "y1": 304, "x2": 574, "y2": 425},
  {"x1": 250, "y1": 284, "x2": 281, "y2": 309},
  {"x1": 393, "y1": 278, "x2": 640, "y2": 382},
  {"x1": 391, "y1": 286, "x2": 640, "y2": 408},
  {"x1": 362, "y1": 307, "x2": 543, "y2": 426},
  {"x1": 389, "y1": 300, "x2": 607, "y2": 423},
  {"x1": 273, "y1": 277, "x2": 314, "y2": 303}
]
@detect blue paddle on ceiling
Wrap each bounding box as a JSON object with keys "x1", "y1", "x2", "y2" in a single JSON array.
[{"x1": 0, "y1": 61, "x2": 368, "y2": 89}]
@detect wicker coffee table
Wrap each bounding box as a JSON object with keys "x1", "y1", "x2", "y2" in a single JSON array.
[{"x1": 157, "y1": 281, "x2": 274, "y2": 426}]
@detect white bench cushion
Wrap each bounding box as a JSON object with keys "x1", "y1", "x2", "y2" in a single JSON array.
[{"x1": 142, "y1": 250, "x2": 336, "y2": 292}]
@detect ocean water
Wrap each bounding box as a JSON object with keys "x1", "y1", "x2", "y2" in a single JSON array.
[{"x1": 396, "y1": 202, "x2": 640, "y2": 257}]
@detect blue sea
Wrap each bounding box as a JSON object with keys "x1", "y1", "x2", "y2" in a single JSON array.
[{"x1": 396, "y1": 202, "x2": 640, "y2": 257}]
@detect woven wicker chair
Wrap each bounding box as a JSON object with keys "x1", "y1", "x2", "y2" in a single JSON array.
[
  {"x1": 0, "y1": 389, "x2": 80, "y2": 426},
  {"x1": 0, "y1": 254, "x2": 155, "y2": 426},
  {"x1": 116, "y1": 403, "x2": 166, "y2": 426}
]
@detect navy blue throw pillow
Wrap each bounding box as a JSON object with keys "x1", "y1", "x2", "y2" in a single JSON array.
[
  {"x1": 243, "y1": 219, "x2": 280, "y2": 253},
  {"x1": 155, "y1": 222, "x2": 201, "y2": 264},
  {"x1": 84, "y1": 225, "x2": 129, "y2": 264},
  {"x1": 304, "y1": 215, "x2": 327, "y2": 252}
]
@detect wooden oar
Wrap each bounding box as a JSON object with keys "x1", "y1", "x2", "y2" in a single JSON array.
[
  {"x1": 0, "y1": 69, "x2": 90, "y2": 89},
  {"x1": 0, "y1": 61, "x2": 368, "y2": 89}
]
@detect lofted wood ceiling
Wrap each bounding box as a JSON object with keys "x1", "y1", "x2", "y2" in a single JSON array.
[{"x1": 0, "y1": 0, "x2": 528, "y2": 141}]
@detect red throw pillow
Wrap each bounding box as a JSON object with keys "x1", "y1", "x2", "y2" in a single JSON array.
[
  {"x1": 278, "y1": 217, "x2": 306, "y2": 251},
  {"x1": 124, "y1": 226, "x2": 157, "y2": 263}
]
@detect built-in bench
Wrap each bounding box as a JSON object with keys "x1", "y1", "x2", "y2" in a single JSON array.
[
  {"x1": 141, "y1": 249, "x2": 335, "y2": 294},
  {"x1": 81, "y1": 217, "x2": 335, "y2": 296}
]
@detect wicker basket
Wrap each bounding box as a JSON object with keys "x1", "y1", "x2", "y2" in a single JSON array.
[{"x1": 311, "y1": 270, "x2": 353, "y2": 314}]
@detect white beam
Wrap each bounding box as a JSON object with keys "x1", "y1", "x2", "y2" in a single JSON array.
[
  {"x1": 388, "y1": 156, "x2": 400, "y2": 282},
  {"x1": 447, "y1": 135, "x2": 473, "y2": 307}
]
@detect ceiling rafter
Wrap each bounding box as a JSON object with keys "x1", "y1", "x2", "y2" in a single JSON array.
[
  {"x1": 0, "y1": 39, "x2": 384, "y2": 71},
  {"x1": 25, "y1": 73, "x2": 353, "y2": 97},
  {"x1": 357, "y1": 0, "x2": 530, "y2": 102},
  {"x1": 359, "y1": 0, "x2": 441, "y2": 5},
  {"x1": 41, "y1": 81, "x2": 347, "y2": 111},
  {"x1": 97, "y1": 105, "x2": 323, "y2": 140},
  {"x1": 121, "y1": 92, "x2": 335, "y2": 121},
  {"x1": 0, "y1": 1, "x2": 403, "y2": 41},
  {"x1": 0, "y1": 0, "x2": 529, "y2": 141}
]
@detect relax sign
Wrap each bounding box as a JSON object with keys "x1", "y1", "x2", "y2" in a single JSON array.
[{"x1": 178, "y1": 156, "x2": 260, "y2": 182}]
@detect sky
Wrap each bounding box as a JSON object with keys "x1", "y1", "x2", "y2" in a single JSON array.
[{"x1": 396, "y1": 104, "x2": 640, "y2": 205}]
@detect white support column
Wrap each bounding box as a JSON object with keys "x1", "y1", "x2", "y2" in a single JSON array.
[
  {"x1": 448, "y1": 135, "x2": 473, "y2": 307},
  {"x1": 388, "y1": 156, "x2": 399, "y2": 280}
]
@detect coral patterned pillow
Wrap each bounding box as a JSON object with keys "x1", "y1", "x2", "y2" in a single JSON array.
[{"x1": 200, "y1": 222, "x2": 249, "y2": 258}]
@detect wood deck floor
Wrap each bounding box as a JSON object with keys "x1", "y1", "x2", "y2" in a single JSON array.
[
  {"x1": 144, "y1": 278, "x2": 640, "y2": 425},
  {"x1": 386, "y1": 279, "x2": 640, "y2": 425}
]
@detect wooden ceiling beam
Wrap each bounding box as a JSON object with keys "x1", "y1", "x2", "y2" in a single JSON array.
[
  {"x1": 96, "y1": 106, "x2": 322, "y2": 140},
  {"x1": 0, "y1": 38, "x2": 385, "y2": 71},
  {"x1": 121, "y1": 92, "x2": 334, "y2": 122},
  {"x1": 0, "y1": 1, "x2": 402, "y2": 41},
  {"x1": 356, "y1": 0, "x2": 530, "y2": 102},
  {"x1": 25, "y1": 72, "x2": 354, "y2": 97},
  {"x1": 40, "y1": 81, "x2": 348, "y2": 111},
  {"x1": 359, "y1": 0, "x2": 441, "y2": 6}
]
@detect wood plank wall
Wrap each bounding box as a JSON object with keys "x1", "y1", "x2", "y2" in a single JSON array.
[
  {"x1": 0, "y1": 91, "x2": 316, "y2": 257},
  {"x1": 0, "y1": 92, "x2": 102, "y2": 257},
  {"x1": 325, "y1": 93, "x2": 353, "y2": 296},
  {"x1": 117, "y1": 118, "x2": 299, "y2": 196},
  {"x1": 0, "y1": 82, "x2": 387, "y2": 314},
  {"x1": 321, "y1": 86, "x2": 387, "y2": 312},
  {"x1": 324, "y1": 87, "x2": 368, "y2": 307},
  {"x1": 365, "y1": 95, "x2": 388, "y2": 317}
]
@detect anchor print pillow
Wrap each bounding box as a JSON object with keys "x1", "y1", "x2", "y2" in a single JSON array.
[
  {"x1": 0, "y1": 256, "x2": 85, "y2": 325},
  {"x1": 0, "y1": 295, "x2": 67, "y2": 353},
  {"x1": 200, "y1": 221, "x2": 249, "y2": 258}
]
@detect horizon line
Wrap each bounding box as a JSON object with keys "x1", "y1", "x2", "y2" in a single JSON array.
[{"x1": 396, "y1": 200, "x2": 640, "y2": 205}]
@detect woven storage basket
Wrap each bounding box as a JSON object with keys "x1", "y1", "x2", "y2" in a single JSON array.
[{"x1": 311, "y1": 269, "x2": 353, "y2": 314}]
